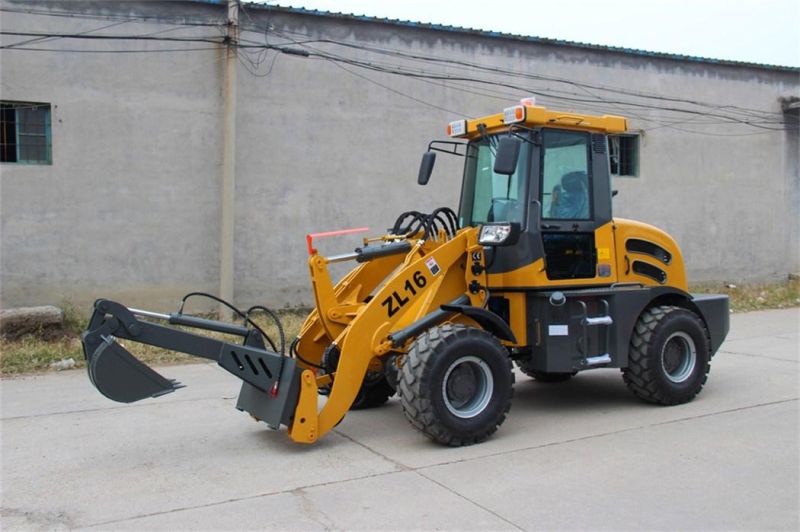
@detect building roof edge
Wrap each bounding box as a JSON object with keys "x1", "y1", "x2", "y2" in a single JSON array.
[{"x1": 242, "y1": 3, "x2": 799, "y2": 73}]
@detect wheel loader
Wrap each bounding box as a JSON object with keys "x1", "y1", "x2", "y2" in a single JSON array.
[{"x1": 82, "y1": 99, "x2": 729, "y2": 446}]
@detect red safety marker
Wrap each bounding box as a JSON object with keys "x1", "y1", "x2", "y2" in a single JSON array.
[{"x1": 306, "y1": 226, "x2": 369, "y2": 256}]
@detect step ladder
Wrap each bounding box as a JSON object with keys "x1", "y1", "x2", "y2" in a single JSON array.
[{"x1": 576, "y1": 299, "x2": 613, "y2": 366}]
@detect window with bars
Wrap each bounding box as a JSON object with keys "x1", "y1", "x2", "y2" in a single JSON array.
[
  {"x1": 1, "y1": 101, "x2": 52, "y2": 164},
  {"x1": 609, "y1": 134, "x2": 638, "y2": 177}
]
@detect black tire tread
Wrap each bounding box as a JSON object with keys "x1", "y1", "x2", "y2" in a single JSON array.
[
  {"x1": 320, "y1": 345, "x2": 395, "y2": 410},
  {"x1": 398, "y1": 323, "x2": 514, "y2": 446},
  {"x1": 622, "y1": 305, "x2": 710, "y2": 405},
  {"x1": 350, "y1": 378, "x2": 395, "y2": 410}
]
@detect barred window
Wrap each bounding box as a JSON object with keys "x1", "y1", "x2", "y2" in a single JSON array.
[
  {"x1": 609, "y1": 134, "x2": 638, "y2": 177},
  {"x1": 1, "y1": 101, "x2": 52, "y2": 164}
]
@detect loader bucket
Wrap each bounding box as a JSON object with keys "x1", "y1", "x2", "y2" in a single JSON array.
[{"x1": 86, "y1": 338, "x2": 183, "y2": 403}]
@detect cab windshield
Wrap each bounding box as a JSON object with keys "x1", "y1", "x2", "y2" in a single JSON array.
[{"x1": 458, "y1": 133, "x2": 530, "y2": 228}]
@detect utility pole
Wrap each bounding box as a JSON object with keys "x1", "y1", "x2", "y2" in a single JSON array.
[{"x1": 220, "y1": 0, "x2": 238, "y2": 317}]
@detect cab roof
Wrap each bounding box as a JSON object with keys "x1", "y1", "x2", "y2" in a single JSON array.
[{"x1": 448, "y1": 102, "x2": 628, "y2": 139}]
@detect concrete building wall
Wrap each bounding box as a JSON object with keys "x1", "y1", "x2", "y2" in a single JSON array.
[
  {"x1": 1, "y1": 1, "x2": 226, "y2": 309},
  {"x1": 1, "y1": 0, "x2": 798, "y2": 311}
]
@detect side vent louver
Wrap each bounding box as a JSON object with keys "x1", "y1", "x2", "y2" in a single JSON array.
[
  {"x1": 632, "y1": 260, "x2": 667, "y2": 284},
  {"x1": 626, "y1": 238, "x2": 672, "y2": 264},
  {"x1": 591, "y1": 134, "x2": 606, "y2": 154}
]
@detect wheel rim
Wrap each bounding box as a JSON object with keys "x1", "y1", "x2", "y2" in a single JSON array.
[
  {"x1": 661, "y1": 331, "x2": 697, "y2": 383},
  {"x1": 442, "y1": 355, "x2": 494, "y2": 418}
]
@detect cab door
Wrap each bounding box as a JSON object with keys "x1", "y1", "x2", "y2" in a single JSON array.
[{"x1": 537, "y1": 128, "x2": 616, "y2": 285}]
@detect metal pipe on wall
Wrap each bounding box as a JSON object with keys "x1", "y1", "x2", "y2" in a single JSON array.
[{"x1": 220, "y1": 0, "x2": 238, "y2": 317}]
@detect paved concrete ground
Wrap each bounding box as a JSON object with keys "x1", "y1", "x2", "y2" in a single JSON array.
[{"x1": 2, "y1": 308, "x2": 798, "y2": 530}]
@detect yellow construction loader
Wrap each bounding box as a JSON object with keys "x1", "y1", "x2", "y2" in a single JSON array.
[{"x1": 82, "y1": 100, "x2": 729, "y2": 446}]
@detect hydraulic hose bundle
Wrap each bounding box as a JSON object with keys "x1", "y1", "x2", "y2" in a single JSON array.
[
  {"x1": 391, "y1": 207, "x2": 459, "y2": 240},
  {"x1": 176, "y1": 292, "x2": 284, "y2": 355}
]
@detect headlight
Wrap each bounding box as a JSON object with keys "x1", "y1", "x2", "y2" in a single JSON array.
[{"x1": 479, "y1": 223, "x2": 513, "y2": 245}]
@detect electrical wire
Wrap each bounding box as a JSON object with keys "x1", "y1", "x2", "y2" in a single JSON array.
[
  {"x1": 237, "y1": 1, "x2": 277, "y2": 75},
  {"x1": 0, "y1": 19, "x2": 130, "y2": 50},
  {"x1": 0, "y1": 6, "x2": 226, "y2": 28},
  {"x1": 2, "y1": 10, "x2": 794, "y2": 134},
  {"x1": 0, "y1": 31, "x2": 224, "y2": 44},
  {"x1": 236, "y1": 21, "x2": 791, "y2": 131},
  {"x1": 1, "y1": 46, "x2": 219, "y2": 53},
  {"x1": 325, "y1": 59, "x2": 464, "y2": 116},
  {"x1": 234, "y1": 36, "x2": 792, "y2": 131},
  {"x1": 2, "y1": 27, "x2": 789, "y2": 130},
  {"x1": 2, "y1": 3, "x2": 791, "y2": 127},
  {"x1": 245, "y1": 26, "x2": 788, "y2": 121}
]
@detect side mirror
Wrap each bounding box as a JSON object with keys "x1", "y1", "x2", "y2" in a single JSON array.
[
  {"x1": 418, "y1": 152, "x2": 436, "y2": 185},
  {"x1": 493, "y1": 137, "x2": 521, "y2": 175}
]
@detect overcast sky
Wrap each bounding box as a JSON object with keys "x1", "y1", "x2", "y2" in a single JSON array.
[{"x1": 268, "y1": 0, "x2": 799, "y2": 67}]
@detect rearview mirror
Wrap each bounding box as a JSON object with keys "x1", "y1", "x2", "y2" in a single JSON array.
[
  {"x1": 493, "y1": 137, "x2": 521, "y2": 175},
  {"x1": 418, "y1": 152, "x2": 436, "y2": 185}
]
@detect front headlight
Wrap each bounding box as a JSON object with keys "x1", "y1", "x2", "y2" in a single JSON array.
[{"x1": 479, "y1": 223, "x2": 513, "y2": 245}]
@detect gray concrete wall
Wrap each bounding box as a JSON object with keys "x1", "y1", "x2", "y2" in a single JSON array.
[
  {"x1": 1, "y1": 0, "x2": 798, "y2": 311},
  {"x1": 1, "y1": 1, "x2": 226, "y2": 310}
]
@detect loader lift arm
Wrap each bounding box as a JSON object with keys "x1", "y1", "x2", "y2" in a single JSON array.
[
  {"x1": 82, "y1": 299, "x2": 304, "y2": 429},
  {"x1": 302, "y1": 223, "x2": 496, "y2": 437}
]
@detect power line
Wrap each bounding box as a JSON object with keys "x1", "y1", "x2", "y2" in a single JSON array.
[
  {"x1": 3, "y1": 29, "x2": 791, "y2": 130},
  {"x1": 1, "y1": 19, "x2": 130, "y2": 50},
  {"x1": 240, "y1": 38, "x2": 791, "y2": 131},
  {"x1": 2, "y1": 11, "x2": 793, "y2": 134},
  {"x1": 2, "y1": 3, "x2": 789, "y2": 124},
  {"x1": 327, "y1": 60, "x2": 464, "y2": 116},
  {"x1": 0, "y1": 6, "x2": 226, "y2": 28},
  {"x1": 240, "y1": 25, "x2": 786, "y2": 121},
  {"x1": 0, "y1": 31, "x2": 223, "y2": 45},
  {"x1": 2, "y1": 46, "x2": 220, "y2": 54},
  {"x1": 237, "y1": 19, "x2": 796, "y2": 135},
  {"x1": 232, "y1": 21, "x2": 791, "y2": 131}
]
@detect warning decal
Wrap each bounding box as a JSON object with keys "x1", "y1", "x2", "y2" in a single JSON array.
[{"x1": 425, "y1": 257, "x2": 441, "y2": 276}]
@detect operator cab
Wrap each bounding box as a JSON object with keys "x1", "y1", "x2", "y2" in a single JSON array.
[{"x1": 433, "y1": 100, "x2": 624, "y2": 285}]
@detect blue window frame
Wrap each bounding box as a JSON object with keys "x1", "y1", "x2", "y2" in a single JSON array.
[{"x1": 1, "y1": 101, "x2": 52, "y2": 164}]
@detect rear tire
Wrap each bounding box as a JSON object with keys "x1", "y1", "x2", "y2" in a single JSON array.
[
  {"x1": 351, "y1": 377, "x2": 395, "y2": 410},
  {"x1": 320, "y1": 345, "x2": 395, "y2": 410},
  {"x1": 398, "y1": 324, "x2": 514, "y2": 446},
  {"x1": 622, "y1": 305, "x2": 710, "y2": 405}
]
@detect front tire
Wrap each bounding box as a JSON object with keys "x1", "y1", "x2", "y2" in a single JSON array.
[
  {"x1": 398, "y1": 324, "x2": 514, "y2": 446},
  {"x1": 622, "y1": 305, "x2": 710, "y2": 405}
]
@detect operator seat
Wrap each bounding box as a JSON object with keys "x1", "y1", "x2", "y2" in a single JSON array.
[
  {"x1": 551, "y1": 171, "x2": 588, "y2": 219},
  {"x1": 487, "y1": 198, "x2": 520, "y2": 223}
]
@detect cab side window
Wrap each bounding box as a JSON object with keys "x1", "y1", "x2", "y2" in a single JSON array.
[{"x1": 541, "y1": 130, "x2": 591, "y2": 220}]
